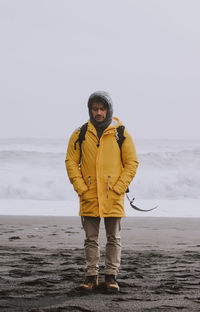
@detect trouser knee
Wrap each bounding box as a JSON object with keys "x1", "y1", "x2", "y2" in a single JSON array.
[
  {"x1": 106, "y1": 234, "x2": 121, "y2": 246},
  {"x1": 84, "y1": 238, "x2": 99, "y2": 248}
]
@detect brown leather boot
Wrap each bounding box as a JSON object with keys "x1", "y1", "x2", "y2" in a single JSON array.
[
  {"x1": 80, "y1": 275, "x2": 98, "y2": 290},
  {"x1": 105, "y1": 274, "x2": 120, "y2": 293}
]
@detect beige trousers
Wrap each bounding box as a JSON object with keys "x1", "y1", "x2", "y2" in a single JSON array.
[{"x1": 81, "y1": 216, "x2": 121, "y2": 276}]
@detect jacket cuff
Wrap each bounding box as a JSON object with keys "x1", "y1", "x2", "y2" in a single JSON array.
[
  {"x1": 73, "y1": 178, "x2": 88, "y2": 196},
  {"x1": 112, "y1": 183, "x2": 126, "y2": 195}
]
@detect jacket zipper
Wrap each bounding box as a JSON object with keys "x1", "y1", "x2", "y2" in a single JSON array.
[{"x1": 107, "y1": 176, "x2": 111, "y2": 198}]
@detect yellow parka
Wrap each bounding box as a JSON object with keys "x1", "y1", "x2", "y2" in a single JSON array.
[{"x1": 65, "y1": 118, "x2": 138, "y2": 218}]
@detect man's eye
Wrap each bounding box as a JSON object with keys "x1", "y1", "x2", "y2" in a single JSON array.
[{"x1": 92, "y1": 107, "x2": 105, "y2": 111}]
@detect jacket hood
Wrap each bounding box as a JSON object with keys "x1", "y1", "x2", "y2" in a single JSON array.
[{"x1": 87, "y1": 91, "x2": 113, "y2": 130}]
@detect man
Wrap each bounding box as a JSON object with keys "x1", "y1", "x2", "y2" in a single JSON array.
[{"x1": 65, "y1": 91, "x2": 138, "y2": 293}]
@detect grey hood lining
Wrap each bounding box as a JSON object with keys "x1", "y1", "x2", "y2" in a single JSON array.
[{"x1": 88, "y1": 91, "x2": 113, "y2": 132}]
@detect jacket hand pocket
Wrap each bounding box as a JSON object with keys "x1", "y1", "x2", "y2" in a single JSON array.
[
  {"x1": 109, "y1": 188, "x2": 122, "y2": 200},
  {"x1": 81, "y1": 181, "x2": 97, "y2": 201},
  {"x1": 112, "y1": 184, "x2": 124, "y2": 196},
  {"x1": 81, "y1": 189, "x2": 90, "y2": 201}
]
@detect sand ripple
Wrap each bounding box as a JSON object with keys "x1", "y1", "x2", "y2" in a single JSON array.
[{"x1": 0, "y1": 245, "x2": 200, "y2": 311}]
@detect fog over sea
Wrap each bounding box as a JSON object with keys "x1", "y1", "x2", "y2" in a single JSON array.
[{"x1": 0, "y1": 138, "x2": 200, "y2": 217}]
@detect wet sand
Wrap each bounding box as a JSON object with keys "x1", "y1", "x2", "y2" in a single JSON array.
[{"x1": 0, "y1": 216, "x2": 200, "y2": 311}]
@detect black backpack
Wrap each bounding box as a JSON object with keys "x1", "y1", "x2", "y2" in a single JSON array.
[{"x1": 74, "y1": 122, "x2": 126, "y2": 165}]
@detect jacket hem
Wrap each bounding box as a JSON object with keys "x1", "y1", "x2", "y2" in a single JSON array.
[{"x1": 79, "y1": 213, "x2": 126, "y2": 218}]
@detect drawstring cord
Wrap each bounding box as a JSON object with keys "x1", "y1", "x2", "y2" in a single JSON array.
[
  {"x1": 88, "y1": 176, "x2": 91, "y2": 189},
  {"x1": 107, "y1": 176, "x2": 111, "y2": 198}
]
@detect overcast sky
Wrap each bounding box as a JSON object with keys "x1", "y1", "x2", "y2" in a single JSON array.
[{"x1": 0, "y1": 0, "x2": 199, "y2": 140}]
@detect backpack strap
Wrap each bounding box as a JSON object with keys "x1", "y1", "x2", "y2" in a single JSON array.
[
  {"x1": 116, "y1": 125, "x2": 126, "y2": 149},
  {"x1": 116, "y1": 125, "x2": 129, "y2": 193},
  {"x1": 74, "y1": 122, "x2": 88, "y2": 164},
  {"x1": 74, "y1": 123, "x2": 125, "y2": 165},
  {"x1": 116, "y1": 125, "x2": 126, "y2": 166}
]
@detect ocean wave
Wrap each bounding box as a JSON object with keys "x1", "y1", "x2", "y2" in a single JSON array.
[
  {"x1": 138, "y1": 150, "x2": 200, "y2": 170},
  {"x1": 0, "y1": 169, "x2": 199, "y2": 200},
  {"x1": 1, "y1": 148, "x2": 200, "y2": 170},
  {"x1": 0, "y1": 140, "x2": 199, "y2": 200}
]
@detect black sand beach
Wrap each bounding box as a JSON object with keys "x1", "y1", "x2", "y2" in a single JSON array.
[{"x1": 0, "y1": 216, "x2": 200, "y2": 311}]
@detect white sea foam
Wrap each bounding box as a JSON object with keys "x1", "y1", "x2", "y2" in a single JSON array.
[
  {"x1": 0, "y1": 138, "x2": 199, "y2": 201},
  {"x1": 0, "y1": 199, "x2": 200, "y2": 218}
]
